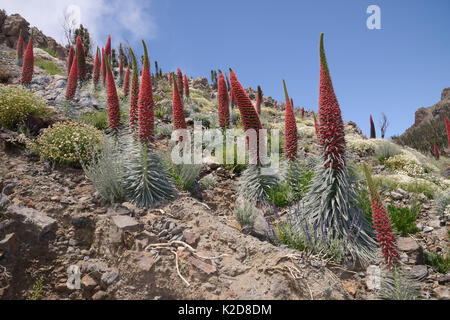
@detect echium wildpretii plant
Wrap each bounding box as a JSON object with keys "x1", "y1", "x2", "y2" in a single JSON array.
[
  {"x1": 21, "y1": 31, "x2": 34, "y2": 85},
  {"x1": 217, "y1": 70, "x2": 230, "y2": 129},
  {"x1": 289, "y1": 34, "x2": 377, "y2": 266},
  {"x1": 16, "y1": 30, "x2": 24, "y2": 67},
  {"x1": 128, "y1": 48, "x2": 140, "y2": 131},
  {"x1": 93, "y1": 47, "x2": 101, "y2": 89},
  {"x1": 230, "y1": 69, "x2": 279, "y2": 206},
  {"x1": 105, "y1": 57, "x2": 121, "y2": 133}
]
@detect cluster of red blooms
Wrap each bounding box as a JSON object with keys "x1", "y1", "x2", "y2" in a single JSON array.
[
  {"x1": 76, "y1": 36, "x2": 86, "y2": 82},
  {"x1": 283, "y1": 80, "x2": 298, "y2": 161},
  {"x1": 93, "y1": 48, "x2": 101, "y2": 85},
  {"x1": 172, "y1": 73, "x2": 187, "y2": 130},
  {"x1": 434, "y1": 144, "x2": 440, "y2": 160},
  {"x1": 317, "y1": 33, "x2": 346, "y2": 172},
  {"x1": 65, "y1": 54, "x2": 78, "y2": 100},
  {"x1": 17, "y1": 31, "x2": 24, "y2": 62},
  {"x1": 177, "y1": 68, "x2": 184, "y2": 98},
  {"x1": 184, "y1": 74, "x2": 190, "y2": 98},
  {"x1": 370, "y1": 115, "x2": 376, "y2": 139},
  {"x1": 137, "y1": 41, "x2": 155, "y2": 144},
  {"x1": 105, "y1": 59, "x2": 121, "y2": 132},
  {"x1": 101, "y1": 48, "x2": 106, "y2": 85},
  {"x1": 217, "y1": 71, "x2": 230, "y2": 128},
  {"x1": 20, "y1": 34, "x2": 34, "y2": 84},
  {"x1": 123, "y1": 66, "x2": 130, "y2": 97},
  {"x1": 67, "y1": 46, "x2": 74, "y2": 77}
]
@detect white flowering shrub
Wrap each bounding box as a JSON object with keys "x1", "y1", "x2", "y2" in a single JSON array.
[
  {"x1": 29, "y1": 122, "x2": 103, "y2": 165},
  {"x1": 385, "y1": 153, "x2": 426, "y2": 176},
  {"x1": 346, "y1": 134, "x2": 376, "y2": 156}
]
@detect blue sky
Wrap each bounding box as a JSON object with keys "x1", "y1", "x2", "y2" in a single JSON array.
[{"x1": 2, "y1": 0, "x2": 449, "y2": 137}]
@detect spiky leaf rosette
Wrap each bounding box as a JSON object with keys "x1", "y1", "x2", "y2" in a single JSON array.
[
  {"x1": 101, "y1": 48, "x2": 106, "y2": 84},
  {"x1": 65, "y1": 53, "x2": 78, "y2": 100},
  {"x1": 105, "y1": 58, "x2": 121, "y2": 132},
  {"x1": 239, "y1": 164, "x2": 279, "y2": 206},
  {"x1": 318, "y1": 33, "x2": 346, "y2": 172},
  {"x1": 446, "y1": 117, "x2": 450, "y2": 149},
  {"x1": 123, "y1": 66, "x2": 130, "y2": 97},
  {"x1": 21, "y1": 33, "x2": 34, "y2": 85},
  {"x1": 76, "y1": 36, "x2": 86, "y2": 82},
  {"x1": 123, "y1": 138, "x2": 177, "y2": 208},
  {"x1": 172, "y1": 73, "x2": 187, "y2": 130},
  {"x1": 434, "y1": 144, "x2": 440, "y2": 160},
  {"x1": 177, "y1": 68, "x2": 184, "y2": 98},
  {"x1": 256, "y1": 85, "x2": 263, "y2": 115},
  {"x1": 67, "y1": 46, "x2": 74, "y2": 75},
  {"x1": 370, "y1": 115, "x2": 376, "y2": 139},
  {"x1": 292, "y1": 157, "x2": 377, "y2": 266},
  {"x1": 138, "y1": 40, "x2": 155, "y2": 144},
  {"x1": 183, "y1": 74, "x2": 190, "y2": 98},
  {"x1": 363, "y1": 164, "x2": 400, "y2": 269},
  {"x1": 16, "y1": 31, "x2": 24, "y2": 66},
  {"x1": 217, "y1": 71, "x2": 230, "y2": 128},
  {"x1": 377, "y1": 267, "x2": 421, "y2": 300},
  {"x1": 105, "y1": 35, "x2": 111, "y2": 57},
  {"x1": 281, "y1": 159, "x2": 311, "y2": 200},
  {"x1": 129, "y1": 48, "x2": 140, "y2": 131},
  {"x1": 93, "y1": 47, "x2": 101, "y2": 85},
  {"x1": 283, "y1": 80, "x2": 298, "y2": 161},
  {"x1": 229, "y1": 69, "x2": 263, "y2": 163}
]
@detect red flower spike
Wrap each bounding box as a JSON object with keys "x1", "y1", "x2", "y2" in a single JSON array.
[
  {"x1": 105, "y1": 35, "x2": 111, "y2": 57},
  {"x1": 65, "y1": 53, "x2": 78, "y2": 100},
  {"x1": 17, "y1": 31, "x2": 24, "y2": 61},
  {"x1": 137, "y1": 40, "x2": 155, "y2": 144},
  {"x1": 217, "y1": 71, "x2": 230, "y2": 129},
  {"x1": 119, "y1": 59, "x2": 124, "y2": 78},
  {"x1": 301, "y1": 107, "x2": 305, "y2": 119},
  {"x1": 172, "y1": 73, "x2": 187, "y2": 130},
  {"x1": 21, "y1": 32, "x2": 34, "y2": 84},
  {"x1": 76, "y1": 36, "x2": 86, "y2": 82},
  {"x1": 93, "y1": 47, "x2": 101, "y2": 85},
  {"x1": 370, "y1": 115, "x2": 376, "y2": 139},
  {"x1": 184, "y1": 74, "x2": 190, "y2": 98},
  {"x1": 177, "y1": 68, "x2": 184, "y2": 98},
  {"x1": 364, "y1": 165, "x2": 400, "y2": 270},
  {"x1": 318, "y1": 33, "x2": 346, "y2": 172},
  {"x1": 101, "y1": 48, "x2": 106, "y2": 85},
  {"x1": 105, "y1": 58, "x2": 121, "y2": 132},
  {"x1": 67, "y1": 46, "x2": 74, "y2": 76},
  {"x1": 123, "y1": 66, "x2": 130, "y2": 97},
  {"x1": 256, "y1": 86, "x2": 263, "y2": 115},
  {"x1": 445, "y1": 117, "x2": 450, "y2": 150},
  {"x1": 129, "y1": 48, "x2": 140, "y2": 131},
  {"x1": 229, "y1": 69, "x2": 263, "y2": 163},
  {"x1": 283, "y1": 80, "x2": 298, "y2": 161},
  {"x1": 434, "y1": 144, "x2": 440, "y2": 160}
]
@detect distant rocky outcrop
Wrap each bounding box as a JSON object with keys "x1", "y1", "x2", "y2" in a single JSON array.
[
  {"x1": 0, "y1": 10, "x2": 66, "y2": 59},
  {"x1": 394, "y1": 88, "x2": 450, "y2": 155}
]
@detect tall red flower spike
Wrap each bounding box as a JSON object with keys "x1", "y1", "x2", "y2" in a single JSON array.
[
  {"x1": 177, "y1": 68, "x2": 184, "y2": 98},
  {"x1": 313, "y1": 112, "x2": 320, "y2": 139},
  {"x1": 217, "y1": 71, "x2": 230, "y2": 128},
  {"x1": 283, "y1": 80, "x2": 298, "y2": 161},
  {"x1": 318, "y1": 33, "x2": 346, "y2": 172},
  {"x1": 17, "y1": 31, "x2": 24, "y2": 62},
  {"x1": 129, "y1": 48, "x2": 140, "y2": 131},
  {"x1": 256, "y1": 86, "x2": 263, "y2": 115},
  {"x1": 65, "y1": 53, "x2": 78, "y2": 100},
  {"x1": 184, "y1": 74, "x2": 190, "y2": 98},
  {"x1": 93, "y1": 47, "x2": 101, "y2": 85},
  {"x1": 172, "y1": 72, "x2": 187, "y2": 130},
  {"x1": 434, "y1": 144, "x2": 440, "y2": 160},
  {"x1": 290, "y1": 98, "x2": 294, "y2": 109},
  {"x1": 21, "y1": 32, "x2": 34, "y2": 85},
  {"x1": 119, "y1": 59, "x2": 124, "y2": 79},
  {"x1": 67, "y1": 46, "x2": 74, "y2": 76},
  {"x1": 101, "y1": 48, "x2": 106, "y2": 85},
  {"x1": 76, "y1": 36, "x2": 86, "y2": 82},
  {"x1": 137, "y1": 40, "x2": 155, "y2": 144},
  {"x1": 123, "y1": 66, "x2": 130, "y2": 97},
  {"x1": 105, "y1": 35, "x2": 111, "y2": 57},
  {"x1": 445, "y1": 116, "x2": 450, "y2": 150},
  {"x1": 105, "y1": 58, "x2": 121, "y2": 132},
  {"x1": 364, "y1": 165, "x2": 400, "y2": 270},
  {"x1": 229, "y1": 69, "x2": 263, "y2": 163},
  {"x1": 301, "y1": 107, "x2": 305, "y2": 119},
  {"x1": 370, "y1": 115, "x2": 376, "y2": 139}
]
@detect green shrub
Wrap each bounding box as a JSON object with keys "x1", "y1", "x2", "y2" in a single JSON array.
[
  {"x1": 435, "y1": 188, "x2": 450, "y2": 217},
  {"x1": 269, "y1": 183, "x2": 292, "y2": 207},
  {"x1": 35, "y1": 57, "x2": 64, "y2": 76},
  {"x1": 0, "y1": 67, "x2": 12, "y2": 84},
  {"x1": 40, "y1": 47, "x2": 58, "y2": 58},
  {"x1": 29, "y1": 122, "x2": 103, "y2": 165},
  {"x1": 26, "y1": 276, "x2": 44, "y2": 301},
  {"x1": 375, "y1": 142, "x2": 401, "y2": 163},
  {"x1": 0, "y1": 85, "x2": 50, "y2": 129},
  {"x1": 199, "y1": 174, "x2": 217, "y2": 190},
  {"x1": 79, "y1": 111, "x2": 109, "y2": 131},
  {"x1": 170, "y1": 163, "x2": 203, "y2": 191},
  {"x1": 233, "y1": 199, "x2": 257, "y2": 227},
  {"x1": 424, "y1": 251, "x2": 450, "y2": 274},
  {"x1": 387, "y1": 203, "x2": 420, "y2": 236}
]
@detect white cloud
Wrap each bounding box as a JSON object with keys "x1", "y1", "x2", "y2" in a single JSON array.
[{"x1": 0, "y1": 0, "x2": 157, "y2": 48}]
